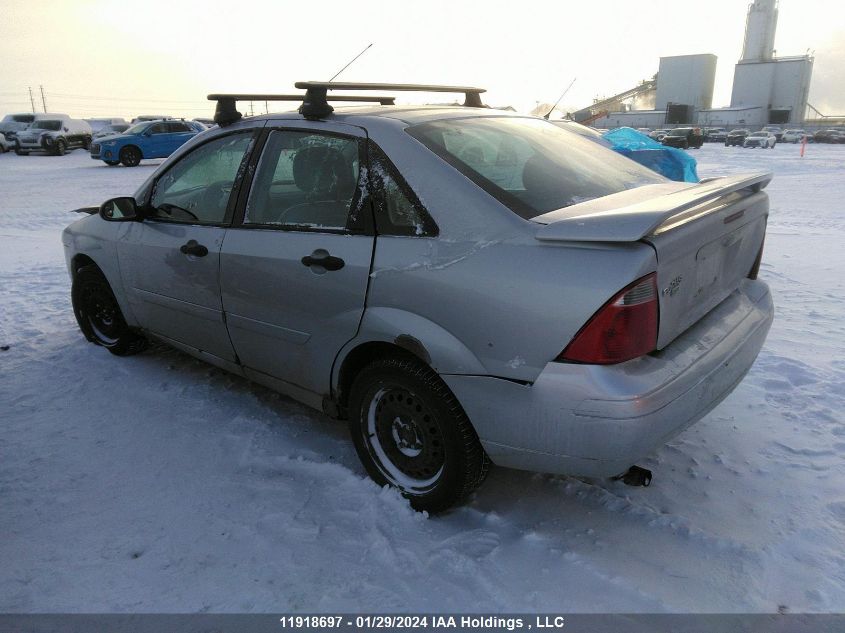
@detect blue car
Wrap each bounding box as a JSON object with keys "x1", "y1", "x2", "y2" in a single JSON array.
[{"x1": 90, "y1": 119, "x2": 204, "y2": 166}]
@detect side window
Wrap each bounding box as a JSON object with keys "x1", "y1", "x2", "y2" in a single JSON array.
[
  {"x1": 166, "y1": 121, "x2": 190, "y2": 133},
  {"x1": 149, "y1": 132, "x2": 254, "y2": 225},
  {"x1": 244, "y1": 130, "x2": 362, "y2": 231},
  {"x1": 149, "y1": 122, "x2": 168, "y2": 135},
  {"x1": 368, "y1": 142, "x2": 437, "y2": 237}
]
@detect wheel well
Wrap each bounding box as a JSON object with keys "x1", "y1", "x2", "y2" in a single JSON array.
[
  {"x1": 335, "y1": 341, "x2": 425, "y2": 418},
  {"x1": 71, "y1": 254, "x2": 98, "y2": 279},
  {"x1": 121, "y1": 144, "x2": 142, "y2": 157}
]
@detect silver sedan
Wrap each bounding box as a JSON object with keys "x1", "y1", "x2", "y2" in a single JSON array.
[{"x1": 63, "y1": 103, "x2": 773, "y2": 512}]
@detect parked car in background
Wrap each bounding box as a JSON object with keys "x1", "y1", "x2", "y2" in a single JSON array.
[
  {"x1": 661, "y1": 127, "x2": 704, "y2": 149},
  {"x1": 725, "y1": 129, "x2": 750, "y2": 146},
  {"x1": 14, "y1": 116, "x2": 92, "y2": 155},
  {"x1": 63, "y1": 88, "x2": 773, "y2": 512},
  {"x1": 705, "y1": 128, "x2": 727, "y2": 142},
  {"x1": 813, "y1": 129, "x2": 845, "y2": 144},
  {"x1": 781, "y1": 129, "x2": 807, "y2": 143},
  {"x1": 85, "y1": 118, "x2": 128, "y2": 135},
  {"x1": 131, "y1": 115, "x2": 173, "y2": 124},
  {"x1": 193, "y1": 118, "x2": 216, "y2": 128},
  {"x1": 0, "y1": 131, "x2": 12, "y2": 153},
  {"x1": 0, "y1": 112, "x2": 70, "y2": 143},
  {"x1": 90, "y1": 119, "x2": 203, "y2": 166},
  {"x1": 93, "y1": 123, "x2": 131, "y2": 139},
  {"x1": 761, "y1": 126, "x2": 783, "y2": 142},
  {"x1": 743, "y1": 130, "x2": 777, "y2": 149},
  {"x1": 648, "y1": 129, "x2": 670, "y2": 141}
]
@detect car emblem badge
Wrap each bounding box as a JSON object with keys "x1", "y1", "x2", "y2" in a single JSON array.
[{"x1": 662, "y1": 275, "x2": 683, "y2": 297}]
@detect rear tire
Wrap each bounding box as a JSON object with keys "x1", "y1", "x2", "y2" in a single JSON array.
[
  {"x1": 120, "y1": 146, "x2": 141, "y2": 167},
  {"x1": 348, "y1": 357, "x2": 490, "y2": 513},
  {"x1": 72, "y1": 265, "x2": 147, "y2": 356}
]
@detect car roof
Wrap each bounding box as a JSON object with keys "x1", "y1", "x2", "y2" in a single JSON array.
[{"x1": 230, "y1": 104, "x2": 528, "y2": 127}]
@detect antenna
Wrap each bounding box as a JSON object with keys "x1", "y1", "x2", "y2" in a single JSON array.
[
  {"x1": 329, "y1": 43, "x2": 374, "y2": 82},
  {"x1": 544, "y1": 77, "x2": 576, "y2": 120},
  {"x1": 40, "y1": 85, "x2": 47, "y2": 113},
  {"x1": 28, "y1": 87, "x2": 36, "y2": 113}
]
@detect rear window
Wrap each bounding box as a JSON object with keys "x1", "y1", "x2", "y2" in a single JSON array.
[
  {"x1": 407, "y1": 116, "x2": 664, "y2": 219},
  {"x1": 12, "y1": 115, "x2": 35, "y2": 123}
]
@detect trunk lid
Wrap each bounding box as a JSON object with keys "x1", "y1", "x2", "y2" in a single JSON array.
[{"x1": 533, "y1": 173, "x2": 771, "y2": 350}]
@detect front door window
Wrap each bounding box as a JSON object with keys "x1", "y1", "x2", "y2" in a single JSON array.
[{"x1": 150, "y1": 133, "x2": 254, "y2": 224}]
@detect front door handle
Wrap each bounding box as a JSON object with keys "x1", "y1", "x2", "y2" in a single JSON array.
[
  {"x1": 180, "y1": 239, "x2": 208, "y2": 257},
  {"x1": 301, "y1": 250, "x2": 345, "y2": 272}
]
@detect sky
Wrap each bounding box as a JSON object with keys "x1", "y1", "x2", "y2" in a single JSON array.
[{"x1": 1, "y1": 0, "x2": 843, "y2": 120}]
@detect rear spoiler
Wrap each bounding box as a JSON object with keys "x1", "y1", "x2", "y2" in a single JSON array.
[{"x1": 534, "y1": 172, "x2": 772, "y2": 243}]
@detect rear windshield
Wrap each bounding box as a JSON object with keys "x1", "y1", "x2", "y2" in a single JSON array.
[
  {"x1": 12, "y1": 115, "x2": 35, "y2": 123},
  {"x1": 407, "y1": 117, "x2": 664, "y2": 219}
]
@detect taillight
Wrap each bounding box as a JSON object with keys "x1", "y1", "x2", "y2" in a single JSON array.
[{"x1": 557, "y1": 273, "x2": 659, "y2": 365}]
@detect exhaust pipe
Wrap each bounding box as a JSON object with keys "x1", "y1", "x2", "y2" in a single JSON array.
[{"x1": 614, "y1": 465, "x2": 652, "y2": 487}]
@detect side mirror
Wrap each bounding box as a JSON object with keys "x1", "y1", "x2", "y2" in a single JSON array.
[
  {"x1": 63, "y1": 127, "x2": 69, "y2": 132},
  {"x1": 100, "y1": 196, "x2": 141, "y2": 222}
]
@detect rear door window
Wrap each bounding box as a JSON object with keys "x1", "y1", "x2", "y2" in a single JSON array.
[{"x1": 243, "y1": 130, "x2": 363, "y2": 231}]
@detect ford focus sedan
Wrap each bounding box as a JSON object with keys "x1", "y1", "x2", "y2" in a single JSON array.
[{"x1": 63, "y1": 85, "x2": 773, "y2": 512}]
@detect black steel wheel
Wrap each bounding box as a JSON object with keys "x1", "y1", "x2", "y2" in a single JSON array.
[
  {"x1": 72, "y1": 265, "x2": 147, "y2": 356},
  {"x1": 119, "y1": 145, "x2": 141, "y2": 167},
  {"x1": 54, "y1": 139, "x2": 67, "y2": 156},
  {"x1": 348, "y1": 357, "x2": 489, "y2": 513}
]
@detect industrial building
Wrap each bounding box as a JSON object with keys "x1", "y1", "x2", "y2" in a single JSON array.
[{"x1": 583, "y1": 0, "x2": 814, "y2": 129}]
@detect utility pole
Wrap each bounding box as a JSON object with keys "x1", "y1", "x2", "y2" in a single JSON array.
[
  {"x1": 39, "y1": 85, "x2": 47, "y2": 112},
  {"x1": 28, "y1": 87, "x2": 36, "y2": 113}
]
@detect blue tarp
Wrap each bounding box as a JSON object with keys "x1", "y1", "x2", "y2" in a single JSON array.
[{"x1": 603, "y1": 127, "x2": 699, "y2": 183}]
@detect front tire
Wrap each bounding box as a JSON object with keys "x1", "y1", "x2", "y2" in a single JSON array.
[
  {"x1": 348, "y1": 358, "x2": 489, "y2": 513},
  {"x1": 15, "y1": 148, "x2": 29, "y2": 156},
  {"x1": 104, "y1": 160, "x2": 120, "y2": 166},
  {"x1": 54, "y1": 139, "x2": 67, "y2": 156},
  {"x1": 72, "y1": 265, "x2": 147, "y2": 356},
  {"x1": 119, "y1": 146, "x2": 141, "y2": 167}
]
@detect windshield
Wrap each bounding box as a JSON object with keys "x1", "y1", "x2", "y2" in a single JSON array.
[
  {"x1": 749, "y1": 132, "x2": 767, "y2": 137},
  {"x1": 10, "y1": 115, "x2": 35, "y2": 123},
  {"x1": 731, "y1": 129, "x2": 749, "y2": 134},
  {"x1": 124, "y1": 122, "x2": 152, "y2": 135},
  {"x1": 668, "y1": 128, "x2": 690, "y2": 136},
  {"x1": 32, "y1": 120, "x2": 62, "y2": 131},
  {"x1": 408, "y1": 116, "x2": 665, "y2": 220}
]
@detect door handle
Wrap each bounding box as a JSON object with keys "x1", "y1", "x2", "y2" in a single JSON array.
[
  {"x1": 180, "y1": 239, "x2": 208, "y2": 257},
  {"x1": 301, "y1": 250, "x2": 345, "y2": 272}
]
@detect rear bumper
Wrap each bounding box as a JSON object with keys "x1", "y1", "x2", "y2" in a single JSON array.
[{"x1": 443, "y1": 279, "x2": 773, "y2": 478}]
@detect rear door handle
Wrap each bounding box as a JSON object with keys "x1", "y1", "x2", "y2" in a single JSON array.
[
  {"x1": 301, "y1": 250, "x2": 345, "y2": 272},
  {"x1": 180, "y1": 239, "x2": 208, "y2": 257}
]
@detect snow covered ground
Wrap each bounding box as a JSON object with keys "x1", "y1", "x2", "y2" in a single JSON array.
[{"x1": 1, "y1": 144, "x2": 844, "y2": 613}]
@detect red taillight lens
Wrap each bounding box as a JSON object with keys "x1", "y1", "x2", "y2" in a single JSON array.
[{"x1": 557, "y1": 273, "x2": 659, "y2": 365}]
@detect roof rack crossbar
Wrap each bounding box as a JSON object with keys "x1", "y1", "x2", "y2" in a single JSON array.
[
  {"x1": 207, "y1": 93, "x2": 397, "y2": 126},
  {"x1": 294, "y1": 81, "x2": 487, "y2": 118}
]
